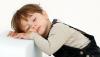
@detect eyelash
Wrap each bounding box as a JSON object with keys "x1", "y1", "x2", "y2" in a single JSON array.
[{"x1": 33, "y1": 18, "x2": 36, "y2": 22}]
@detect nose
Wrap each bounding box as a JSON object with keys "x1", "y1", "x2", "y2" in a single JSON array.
[
  {"x1": 28, "y1": 25, "x2": 38, "y2": 32},
  {"x1": 29, "y1": 21, "x2": 39, "y2": 29},
  {"x1": 31, "y1": 24, "x2": 39, "y2": 30},
  {"x1": 30, "y1": 25, "x2": 39, "y2": 32}
]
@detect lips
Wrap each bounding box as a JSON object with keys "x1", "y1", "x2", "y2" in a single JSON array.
[{"x1": 36, "y1": 26, "x2": 40, "y2": 33}]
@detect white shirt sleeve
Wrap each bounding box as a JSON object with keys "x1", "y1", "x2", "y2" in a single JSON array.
[{"x1": 30, "y1": 23, "x2": 76, "y2": 55}]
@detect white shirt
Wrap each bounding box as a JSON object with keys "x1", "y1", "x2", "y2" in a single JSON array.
[{"x1": 30, "y1": 22, "x2": 90, "y2": 55}]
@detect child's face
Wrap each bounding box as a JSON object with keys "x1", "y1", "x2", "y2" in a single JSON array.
[{"x1": 20, "y1": 11, "x2": 51, "y2": 36}]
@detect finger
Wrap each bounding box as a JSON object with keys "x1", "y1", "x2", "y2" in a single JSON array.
[
  {"x1": 13, "y1": 33, "x2": 25, "y2": 39},
  {"x1": 13, "y1": 33, "x2": 21, "y2": 38},
  {"x1": 20, "y1": 35, "x2": 26, "y2": 39},
  {"x1": 8, "y1": 31, "x2": 17, "y2": 37},
  {"x1": 19, "y1": 34, "x2": 30, "y2": 39},
  {"x1": 18, "y1": 34, "x2": 25, "y2": 39},
  {"x1": 8, "y1": 31, "x2": 13, "y2": 36}
]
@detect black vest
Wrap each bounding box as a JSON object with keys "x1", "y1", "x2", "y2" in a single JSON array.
[{"x1": 52, "y1": 19, "x2": 100, "y2": 57}]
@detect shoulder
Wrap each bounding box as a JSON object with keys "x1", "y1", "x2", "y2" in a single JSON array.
[
  {"x1": 53, "y1": 23, "x2": 69, "y2": 29},
  {"x1": 52, "y1": 19, "x2": 69, "y2": 28},
  {"x1": 50, "y1": 22, "x2": 76, "y2": 34}
]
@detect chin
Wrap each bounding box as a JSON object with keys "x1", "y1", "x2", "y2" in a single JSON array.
[
  {"x1": 38, "y1": 31, "x2": 44, "y2": 35},
  {"x1": 38, "y1": 28, "x2": 45, "y2": 35},
  {"x1": 38, "y1": 27, "x2": 47, "y2": 37}
]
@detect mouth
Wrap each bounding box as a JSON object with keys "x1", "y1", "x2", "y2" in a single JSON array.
[{"x1": 37, "y1": 26, "x2": 40, "y2": 33}]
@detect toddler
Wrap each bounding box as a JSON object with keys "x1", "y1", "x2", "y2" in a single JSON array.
[{"x1": 8, "y1": 4, "x2": 100, "y2": 57}]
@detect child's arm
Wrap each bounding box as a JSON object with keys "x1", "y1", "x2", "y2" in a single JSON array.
[
  {"x1": 8, "y1": 23, "x2": 76, "y2": 55},
  {"x1": 29, "y1": 23, "x2": 76, "y2": 55}
]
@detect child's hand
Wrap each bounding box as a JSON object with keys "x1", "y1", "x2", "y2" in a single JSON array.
[
  {"x1": 8, "y1": 31, "x2": 34, "y2": 40},
  {"x1": 8, "y1": 31, "x2": 17, "y2": 37}
]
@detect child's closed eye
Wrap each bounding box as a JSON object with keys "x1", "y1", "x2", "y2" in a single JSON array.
[{"x1": 32, "y1": 17, "x2": 36, "y2": 22}]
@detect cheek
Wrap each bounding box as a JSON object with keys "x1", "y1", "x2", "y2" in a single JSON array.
[
  {"x1": 38, "y1": 19, "x2": 48, "y2": 35},
  {"x1": 38, "y1": 23, "x2": 47, "y2": 35}
]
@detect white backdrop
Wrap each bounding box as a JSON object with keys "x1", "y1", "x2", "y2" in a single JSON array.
[{"x1": 0, "y1": 0, "x2": 100, "y2": 57}]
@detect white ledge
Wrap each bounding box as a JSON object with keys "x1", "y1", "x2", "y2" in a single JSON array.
[{"x1": 0, "y1": 36, "x2": 42, "y2": 57}]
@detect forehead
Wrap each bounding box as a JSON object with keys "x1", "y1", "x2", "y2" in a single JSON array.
[{"x1": 20, "y1": 13, "x2": 35, "y2": 26}]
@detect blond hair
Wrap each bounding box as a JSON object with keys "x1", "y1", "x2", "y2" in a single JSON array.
[{"x1": 11, "y1": 4, "x2": 43, "y2": 32}]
